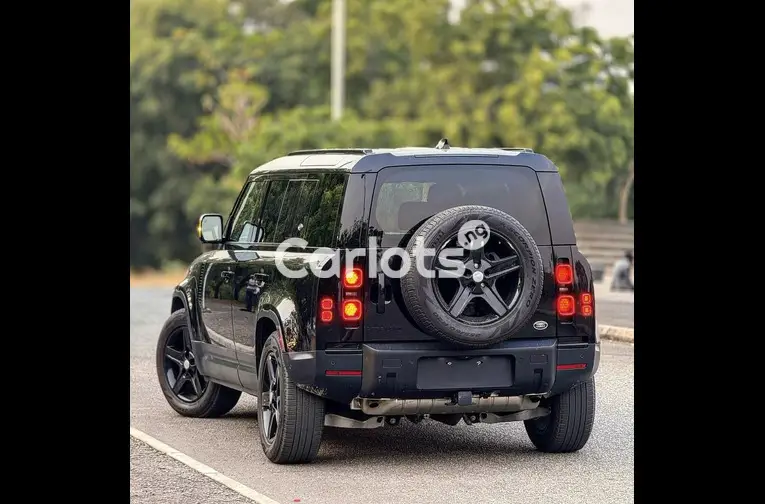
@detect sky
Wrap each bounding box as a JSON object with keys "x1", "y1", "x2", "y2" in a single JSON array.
[
  {"x1": 557, "y1": 0, "x2": 633, "y2": 38},
  {"x1": 450, "y1": 0, "x2": 634, "y2": 39}
]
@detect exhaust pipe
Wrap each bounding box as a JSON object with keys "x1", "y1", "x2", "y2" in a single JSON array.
[{"x1": 352, "y1": 395, "x2": 540, "y2": 415}]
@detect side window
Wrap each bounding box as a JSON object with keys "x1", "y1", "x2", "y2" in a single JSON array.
[
  {"x1": 302, "y1": 173, "x2": 347, "y2": 248},
  {"x1": 272, "y1": 179, "x2": 319, "y2": 243},
  {"x1": 253, "y1": 175, "x2": 348, "y2": 246},
  {"x1": 229, "y1": 179, "x2": 268, "y2": 243},
  {"x1": 259, "y1": 180, "x2": 289, "y2": 243}
]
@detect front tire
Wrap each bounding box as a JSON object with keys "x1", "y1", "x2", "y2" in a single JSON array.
[
  {"x1": 156, "y1": 309, "x2": 241, "y2": 418},
  {"x1": 257, "y1": 332, "x2": 325, "y2": 464},
  {"x1": 524, "y1": 378, "x2": 596, "y2": 453}
]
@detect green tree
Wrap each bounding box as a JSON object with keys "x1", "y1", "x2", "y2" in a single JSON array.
[
  {"x1": 131, "y1": 0, "x2": 237, "y2": 268},
  {"x1": 131, "y1": 0, "x2": 634, "y2": 269}
]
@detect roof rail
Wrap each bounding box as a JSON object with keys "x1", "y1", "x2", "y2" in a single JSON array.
[
  {"x1": 500, "y1": 147, "x2": 534, "y2": 153},
  {"x1": 287, "y1": 148, "x2": 374, "y2": 156}
]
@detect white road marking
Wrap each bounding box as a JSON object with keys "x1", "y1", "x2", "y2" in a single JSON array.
[{"x1": 130, "y1": 427, "x2": 281, "y2": 504}]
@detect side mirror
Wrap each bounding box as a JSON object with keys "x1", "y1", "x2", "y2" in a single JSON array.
[{"x1": 197, "y1": 214, "x2": 224, "y2": 243}]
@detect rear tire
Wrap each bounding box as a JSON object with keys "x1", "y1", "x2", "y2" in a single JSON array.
[
  {"x1": 257, "y1": 332, "x2": 325, "y2": 464},
  {"x1": 156, "y1": 309, "x2": 241, "y2": 418},
  {"x1": 524, "y1": 378, "x2": 596, "y2": 453}
]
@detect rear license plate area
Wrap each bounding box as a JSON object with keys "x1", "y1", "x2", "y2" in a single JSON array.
[{"x1": 416, "y1": 356, "x2": 513, "y2": 390}]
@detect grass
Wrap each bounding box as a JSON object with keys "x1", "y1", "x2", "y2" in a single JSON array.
[{"x1": 130, "y1": 267, "x2": 187, "y2": 287}]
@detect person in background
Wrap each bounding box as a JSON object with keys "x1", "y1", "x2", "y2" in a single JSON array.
[{"x1": 610, "y1": 250, "x2": 634, "y2": 292}]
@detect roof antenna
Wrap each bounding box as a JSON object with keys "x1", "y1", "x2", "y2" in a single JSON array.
[{"x1": 435, "y1": 138, "x2": 450, "y2": 150}]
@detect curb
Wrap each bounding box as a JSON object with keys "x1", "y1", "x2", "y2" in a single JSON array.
[{"x1": 599, "y1": 324, "x2": 634, "y2": 343}]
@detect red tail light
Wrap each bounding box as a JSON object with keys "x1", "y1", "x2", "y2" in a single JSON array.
[
  {"x1": 580, "y1": 292, "x2": 593, "y2": 317},
  {"x1": 325, "y1": 370, "x2": 362, "y2": 376},
  {"x1": 555, "y1": 264, "x2": 573, "y2": 285},
  {"x1": 557, "y1": 295, "x2": 575, "y2": 317},
  {"x1": 341, "y1": 299, "x2": 362, "y2": 322},
  {"x1": 343, "y1": 268, "x2": 363, "y2": 288},
  {"x1": 319, "y1": 297, "x2": 334, "y2": 323}
]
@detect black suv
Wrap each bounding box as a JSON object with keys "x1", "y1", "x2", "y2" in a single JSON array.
[{"x1": 156, "y1": 141, "x2": 600, "y2": 464}]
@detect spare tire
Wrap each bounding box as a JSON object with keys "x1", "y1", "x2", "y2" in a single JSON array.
[{"x1": 399, "y1": 205, "x2": 544, "y2": 347}]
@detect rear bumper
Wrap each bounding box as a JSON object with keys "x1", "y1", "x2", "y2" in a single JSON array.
[{"x1": 284, "y1": 338, "x2": 599, "y2": 405}]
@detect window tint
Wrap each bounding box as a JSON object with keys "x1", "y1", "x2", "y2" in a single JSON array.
[
  {"x1": 272, "y1": 179, "x2": 319, "y2": 243},
  {"x1": 229, "y1": 180, "x2": 268, "y2": 243},
  {"x1": 301, "y1": 173, "x2": 347, "y2": 248},
  {"x1": 371, "y1": 165, "x2": 551, "y2": 246},
  {"x1": 259, "y1": 180, "x2": 289, "y2": 243}
]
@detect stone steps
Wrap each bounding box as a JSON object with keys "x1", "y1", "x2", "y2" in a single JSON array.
[{"x1": 573, "y1": 220, "x2": 634, "y2": 273}]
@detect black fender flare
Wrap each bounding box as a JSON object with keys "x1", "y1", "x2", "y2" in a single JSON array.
[
  {"x1": 256, "y1": 307, "x2": 287, "y2": 353},
  {"x1": 171, "y1": 283, "x2": 201, "y2": 342},
  {"x1": 256, "y1": 307, "x2": 316, "y2": 389}
]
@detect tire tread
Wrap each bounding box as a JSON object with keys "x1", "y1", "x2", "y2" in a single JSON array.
[
  {"x1": 524, "y1": 378, "x2": 596, "y2": 453},
  {"x1": 259, "y1": 334, "x2": 324, "y2": 464}
]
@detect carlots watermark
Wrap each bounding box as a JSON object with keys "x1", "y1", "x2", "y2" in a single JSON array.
[{"x1": 275, "y1": 220, "x2": 493, "y2": 279}]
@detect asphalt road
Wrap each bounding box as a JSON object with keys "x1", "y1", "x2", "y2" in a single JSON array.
[
  {"x1": 131, "y1": 287, "x2": 634, "y2": 504},
  {"x1": 131, "y1": 436, "x2": 257, "y2": 504}
]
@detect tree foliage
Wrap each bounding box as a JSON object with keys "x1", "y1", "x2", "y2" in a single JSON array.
[{"x1": 130, "y1": 0, "x2": 634, "y2": 269}]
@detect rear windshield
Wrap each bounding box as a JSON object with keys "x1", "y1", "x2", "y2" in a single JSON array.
[{"x1": 370, "y1": 164, "x2": 551, "y2": 247}]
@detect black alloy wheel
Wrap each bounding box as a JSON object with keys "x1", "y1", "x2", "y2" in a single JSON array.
[
  {"x1": 260, "y1": 353, "x2": 281, "y2": 444},
  {"x1": 162, "y1": 326, "x2": 207, "y2": 403},
  {"x1": 432, "y1": 232, "x2": 523, "y2": 324}
]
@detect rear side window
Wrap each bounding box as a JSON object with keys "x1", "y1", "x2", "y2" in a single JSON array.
[
  {"x1": 301, "y1": 173, "x2": 347, "y2": 248},
  {"x1": 371, "y1": 165, "x2": 551, "y2": 247},
  {"x1": 259, "y1": 179, "x2": 289, "y2": 243},
  {"x1": 257, "y1": 174, "x2": 347, "y2": 247},
  {"x1": 273, "y1": 179, "x2": 320, "y2": 242}
]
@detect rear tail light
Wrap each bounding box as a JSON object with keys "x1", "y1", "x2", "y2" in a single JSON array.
[
  {"x1": 342, "y1": 299, "x2": 362, "y2": 322},
  {"x1": 343, "y1": 268, "x2": 363, "y2": 289},
  {"x1": 554, "y1": 256, "x2": 594, "y2": 322},
  {"x1": 340, "y1": 265, "x2": 364, "y2": 327},
  {"x1": 557, "y1": 295, "x2": 575, "y2": 317},
  {"x1": 580, "y1": 292, "x2": 593, "y2": 317},
  {"x1": 555, "y1": 259, "x2": 574, "y2": 320},
  {"x1": 555, "y1": 263, "x2": 573, "y2": 286},
  {"x1": 319, "y1": 296, "x2": 334, "y2": 323}
]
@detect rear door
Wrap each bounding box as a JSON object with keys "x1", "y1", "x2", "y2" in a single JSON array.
[{"x1": 365, "y1": 163, "x2": 557, "y2": 343}]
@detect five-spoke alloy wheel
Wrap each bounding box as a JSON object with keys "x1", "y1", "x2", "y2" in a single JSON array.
[
  {"x1": 156, "y1": 309, "x2": 241, "y2": 418},
  {"x1": 400, "y1": 205, "x2": 545, "y2": 347},
  {"x1": 163, "y1": 325, "x2": 207, "y2": 402},
  {"x1": 433, "y1": 234, "x2": 523, "y2": 323}
]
